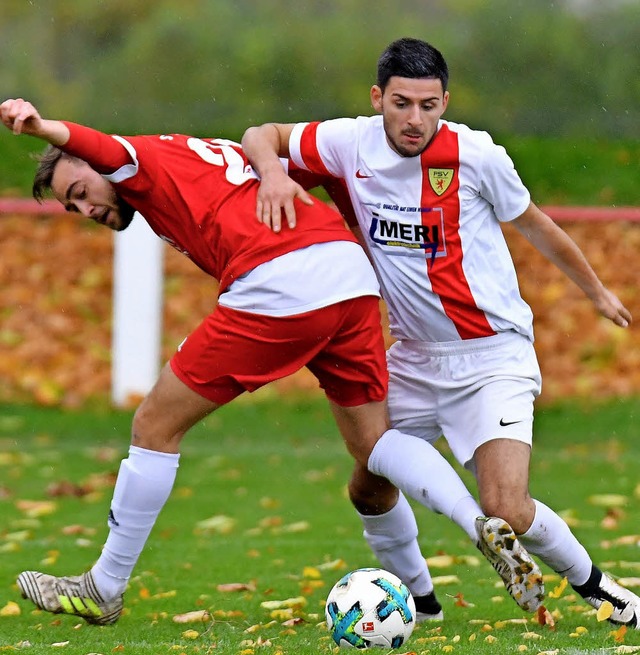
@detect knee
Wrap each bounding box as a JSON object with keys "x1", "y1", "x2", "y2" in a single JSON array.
[
  {"x1": 131, "y1": 403, "x2": 155, "y2": 449},
  {"x1": 131, "y1": 400, "x2": 183, "y2": 452},
  {"x1": 480, "y1": 493, "x2": 535, "y2": 535},
  {"x1": 348, "y1": 468, "x2": 399, "y2": 515}
]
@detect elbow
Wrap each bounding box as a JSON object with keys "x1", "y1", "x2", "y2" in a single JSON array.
[{"x1": 247, "y1": 123, "x2": 290, "y2": 157}]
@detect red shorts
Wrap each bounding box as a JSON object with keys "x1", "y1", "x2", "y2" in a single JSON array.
[{"x1": 170, "y1": 295, "x2": 388, "y2": 407}]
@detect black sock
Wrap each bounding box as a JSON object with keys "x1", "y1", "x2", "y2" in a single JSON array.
[
  {"x1": 572, "y1": 565, "x2": 602, "y2": 598},
  {"x1": 414, "y1": 591, "x2": 442, "y2": 614}
]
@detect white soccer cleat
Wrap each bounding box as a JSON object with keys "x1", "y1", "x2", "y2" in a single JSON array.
[
  {"x1": 580, "y1": 573, "x2": 640, "y2": 628},
  {"x1": 17, "y1": 570, "x2": 123, "y2": 625},
  {"x1": 475, "y1": 516, "x2": 544, "y2": 612},
  {"x1": 413, "y1": 590, "x2": 444, "y2": 622}
]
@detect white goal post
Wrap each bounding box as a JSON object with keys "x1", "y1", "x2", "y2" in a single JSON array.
[{"x1": 111, "y1": 214, "x2": 164, "y2": 406}]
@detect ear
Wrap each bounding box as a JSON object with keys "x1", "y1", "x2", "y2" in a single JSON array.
[
  {"x1": 370, "y1": 85, "x2": 383, "y2": 113},
  {"x1": 442, "y1": 90, "x2": 450, "y2": 113}
]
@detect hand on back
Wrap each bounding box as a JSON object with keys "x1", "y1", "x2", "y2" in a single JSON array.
[{"x1": 255, "y1": 169, "x2": 314, "y2": 232}]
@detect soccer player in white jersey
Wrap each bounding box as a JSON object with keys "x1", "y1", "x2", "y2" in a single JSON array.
[{"x1": 242, "y1": 37, "x2": 640, "y2": 627}]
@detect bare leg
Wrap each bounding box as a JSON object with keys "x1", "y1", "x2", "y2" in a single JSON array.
[{"x1": 473, "y1": 438, "x2": 535, "y2": 534}]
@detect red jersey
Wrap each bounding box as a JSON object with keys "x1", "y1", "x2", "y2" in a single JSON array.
[{"x1": 61, "y1": 122, "x2": 358, "y2": 292}]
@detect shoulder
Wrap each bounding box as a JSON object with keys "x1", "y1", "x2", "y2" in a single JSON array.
[
  {"x1": 440, "y1": 120, "x2": 496, "y2": 147},
  {"x1": 440, "y1": 120, "x2": 516, "y2": 172},
  {"x1": 315, "y1": 115, "x2": 382, "y2": 139}
]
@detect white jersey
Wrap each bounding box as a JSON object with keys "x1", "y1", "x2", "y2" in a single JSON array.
[{"x1": 289, "y1": 116, "x2": 534, "y2": 343}]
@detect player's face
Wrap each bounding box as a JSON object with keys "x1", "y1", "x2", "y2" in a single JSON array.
[
  {"x1": 371, "y1": 77, "x2": 449, "y2": 157},
  {"x1": 51, "y1": 158, "x2": 134, "y2": 231}
]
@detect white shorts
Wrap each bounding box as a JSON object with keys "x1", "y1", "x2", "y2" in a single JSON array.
[{"x1": 387, "y1": 331, "x2": 542, "y2": 470}]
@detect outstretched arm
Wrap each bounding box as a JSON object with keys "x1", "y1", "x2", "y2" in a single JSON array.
[
  {"x1": 0, "y1": 98, "x2": 70, "y2": 145},
  {"x1": 241, "y1": 123, "x2": 313, "y2": 232},
  {"x1": 512, "y1": 202, "x2": 632, "y2": 328}
]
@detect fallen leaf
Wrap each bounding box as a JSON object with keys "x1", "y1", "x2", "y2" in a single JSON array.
[
  {"x1": 258, "y1": 516, "x2": 282, "y2": 528},
  {"x1": 426, "y1": 554, "x2": 480, "y2": 568},
  {"x1": 426, "y1": 555, "x2": 455, "y2": 568},
  {"x1": 15, "y1": 499, "x2": 57, "y2": 517},
  {"x1": 151, "y1": 590, "x2": 176, "y2": 599},
  {"x1": 536, "y1": 605, "x2": 556, "y2": 628},
  {"x1": 212, "y1": 609, "x2": 244, "y2": 618},
  {"x1": 217, "y1": 582, "x2": 256, "y2": 592},
  {"x1": 282, "y1": 617, "x2": 305, "y2": 626},
  {"x1": 548, "y1": 577, "x2": 568, "y2": 599},
  {"x1": 302, "y1": 566, "x2": 321, "y2": 579},
  {"x1": 432, "y1": 575, "x2": 461, "y2": 586},
  {"x1": 589, "y1": 494, "x2": 628, "y2": 507},
  {"x1": 597, "y1": 600, "x2": 614, "y2": 622},
  {"x1": 172, "y1": 610, "x2": 212, "y2": 623},
  {"x1": 4, "y1": 530, "x2": 30, "y2": 542},
  {"x1": 61, "y1": 524, "x2": 96, "y2": 536},
  {"x1": 601, "y1": 535, "x2": 640, "y2": 549},
  {"x1": 315, "y1": 559, "x2": 346, "y2": 571},
  {"x1": 0, "y1": 601, "x2": 21, "y2": 616},
  {"x1": 614, "y1": 624, "x2": 628, "y2": 643},
  {"x1": 494, "y1": 618, "x2": 527, "y2": 628},
  {"x1": 453, "y1": 593, "x2": 469, "y2": 607},
  {"x1": 260, "y1": 596, "x2": 307, "y2": 610},
  {"x1": 195, "y1": 515, "x2": 236, "y2": 534},
  {"x1": 269, "y1": 608, "x2": 294, "y2": 621},
  {"x1": 46, "y1": 480, "x2": 89, "y2": 497}
]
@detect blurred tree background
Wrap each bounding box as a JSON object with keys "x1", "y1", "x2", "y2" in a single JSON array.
[
  {"x1": 0, "y1": 0, "x2": 638, "y2": 201},
  {"x1": 1, "y1": 0, "x2": 638, "y2": 137}
]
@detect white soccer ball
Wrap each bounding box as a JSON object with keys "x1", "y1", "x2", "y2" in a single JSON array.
[{"x1": 325, "y1": 567, "x2": 416, "y2": 649}]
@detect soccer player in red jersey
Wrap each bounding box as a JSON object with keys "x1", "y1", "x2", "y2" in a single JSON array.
[{"x1": 1, "y1": 97, "x2": 445, "y2": 624}]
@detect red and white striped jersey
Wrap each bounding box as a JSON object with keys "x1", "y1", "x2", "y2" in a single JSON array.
[{"x1": 288, "y1": 116, "x2": 535, "y2": 343}]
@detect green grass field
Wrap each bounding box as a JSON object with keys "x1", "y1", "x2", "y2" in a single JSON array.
[{"x1": 2, "y1": 396, "x2": 640, "y2": 654}]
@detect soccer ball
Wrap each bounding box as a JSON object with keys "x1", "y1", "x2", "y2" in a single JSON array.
[{"x1": 325, "y1": 568, "x2": 416, "y2": 649}]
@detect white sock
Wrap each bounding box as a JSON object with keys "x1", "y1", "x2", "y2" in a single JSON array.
[
  {"x1": 359, "y1": 493, "x2": 433, "y2": 597},
  {"x1": 518, "y1": 499, "x2": 593, "y2": 586},
  {"x1": 368, "y1": 429, "x2": 481, "y2": 540},
  {"x1": 91, "y1": 445, "x2": 180, "y2": 599},
  {"x1": 451, "y1": 495, "x2": 483, "y2": 542}
]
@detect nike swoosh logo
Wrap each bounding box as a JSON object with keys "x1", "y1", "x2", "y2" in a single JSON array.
[
  {"x1": 499, "y1": 418, "x2": 523, "y2": 426},
  {"x1": 355, "y1": 169, "x2": 373, "y2": 179}
]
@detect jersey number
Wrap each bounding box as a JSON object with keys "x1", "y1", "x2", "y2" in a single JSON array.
[{"x1": 186, "y1": 137, "x2": 256, "y2": 186}]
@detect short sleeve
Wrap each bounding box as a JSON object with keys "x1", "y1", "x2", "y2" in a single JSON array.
[
  {"x1": 479, "y1": 139, "x2": 530, "y2": 222},
  {"x1": 289, "y1": 118, "x2": 359, "y2": 179}
]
